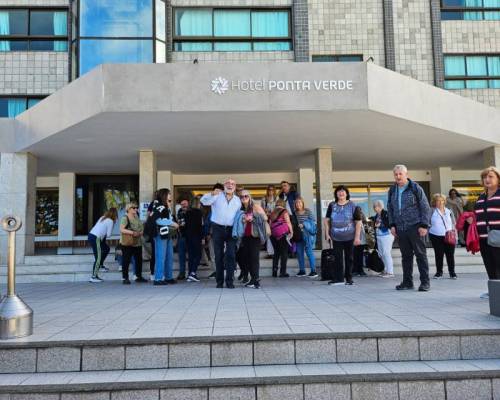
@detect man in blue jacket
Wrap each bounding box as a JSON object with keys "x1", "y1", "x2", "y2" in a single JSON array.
[{"x1": 387, "y1": 165, "x2": 432, "y2": 292}]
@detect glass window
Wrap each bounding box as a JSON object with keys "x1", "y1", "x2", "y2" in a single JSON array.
[
  {"x1": 30, "y1": 11, "x2": 67, "y2": 36},
  {"x1": 174, "y1": 42, "x2": 212, "y2": 51},
  {"x1": 155, "y1": 0, "x2": 166, "y2": 41},
  {"x1": 0, "y1": 10, "x2": 28, "y2": 35},
  {"x1": 30, "y1": 40, "x2": 68, "y2": 51},
  {"x1": 466, "y1": 56, "x2": 487, "y2": 76},
  {"x1": 28, "y1": 98, "x2": 41, "y2": 108},
  {"x1": 36, "y1": 190, "x2": 59, "y2": 235},
  {"x1": 155, "y1": 40, "x2": 165, "y2": 62},
  {"x1": 0, "y1": 98, "x2": 27, "y2": 118},
  {"x1": 79, "y1": 39, "x2": 153, "y2": 75},
  {"x1": 80, "y1": 0, "x2": 153, "y2": 37},
  {"x1": 490, "y1": 79, "x2": 500, "y2": 88},
  {"x1": 444, "y1": 56, "x2": 465, "y2": 76},
  {"x1": 174, "y1": 9, "x2": 212, "y2": 36},
  {"x1": 442, "y1": 0, "x2": 467, "y2": 5},
  {"x1": 254, "y1": 41, "x2": 291, "y2": 51},
  {"x1": 251, "y1": 11, "x2": 289, "y2": 37},
  {"x1": 214, "y1": 10, "x2": 250, "y2": 37},
  {"x1": 444, "y1": 80, "x2": 465, "y2": 89},
  {"x1": 466, "y1": 79, "x2": 488, "y2": 88},
  {"x1": 0, "y1": 40, "x2": 29, "y2": 51},
  {"x1": 441, "y1": 11, "x2": 464, "y2": 19},
  {"x1": 484, "y1": 0, "x2": 500, "y2": 6},
  {"x1": 312, "y1": 54, "x2": 363, "y2": 62},
  {"x1": 213, "y1": 42, "x2": 251, "y2": 51}
]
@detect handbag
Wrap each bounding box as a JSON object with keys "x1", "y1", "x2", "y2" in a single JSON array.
[
  {"x1": 121, "y1": 216, "x2": 135, "y2": 246},
  {"x1": 437, "y1": 210, "x2": 457, "y2": 246},
  {"x1": 291, "y1": 214, "x2": 303, "y2": 243},
  {"x1": 483, "y1": 197, "x2": 500, "y2": 247}
]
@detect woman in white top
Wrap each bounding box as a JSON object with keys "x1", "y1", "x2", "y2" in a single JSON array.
[
  {"x1": 429, "y1": 194, "x2": 457, "y2": 280},
  {"x1": 88, "y1": 208, "x2": 118, "y2": 282}
]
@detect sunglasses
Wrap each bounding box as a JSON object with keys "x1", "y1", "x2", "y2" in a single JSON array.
[
  {"x1": 242, "y1": 195, "x2": 250, "y2": 198},
  {"x1": 129, "y1": 207, "x2": 138, "y2": 210}
]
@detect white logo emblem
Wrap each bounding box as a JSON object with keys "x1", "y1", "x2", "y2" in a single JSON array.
[{"x1": 211, "y1": 77, "x2": 229, "y2": 95}]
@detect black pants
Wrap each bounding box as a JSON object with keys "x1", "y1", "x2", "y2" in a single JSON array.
[
  {"x1": 122, "y1": 245, "x2": 143, "y2": 280},
  {"x1": 398, "y1": 225, "x2": 430, "y2": 286},
  {"x1": 212, "y1": 224, "x2": 237, "y2": 286},
  {"x1": 271, "y1": 236, "x2": 289, "y2": 275},
  {"x1": 186, "y1": 234, "x2": 202, "y2": 275},
  {"x1": 429, "y1": 233, "x2": 455, "y2": 274},
  {"x1": 149, "y1": 239, "x2": 155, "y2": 275},
  {"x1": 479, "y1": 239, "x2": 500, "y2": 280},
  {"x1": 332, "y1": 240, "x2": 354, "y2": 283},
  {"x1": 238, "y1": 237, "x2": 261, "y2": 284},
  {"x1": 353, "y1": 244, "x2": 366, "y2": 274}
]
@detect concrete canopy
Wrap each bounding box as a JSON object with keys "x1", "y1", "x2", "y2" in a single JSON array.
[{"x1": 2, "y1": 62, "x2": 500, "y2": 175}]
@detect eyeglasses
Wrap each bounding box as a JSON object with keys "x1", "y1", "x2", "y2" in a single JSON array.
[
  {"x1": 129, "y1": 207, "x2": 138, "y2": 210},
  {"x1": 242, "y1": 195, "x2": 250, "y2": 198}
]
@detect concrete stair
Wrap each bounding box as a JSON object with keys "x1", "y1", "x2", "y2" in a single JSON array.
[
  {"x1": 0, "y1": 248, "x2": 486, "y2": 283},
  {"x1": 0, "y1": 330, "x2": 499, "y2": 399}
]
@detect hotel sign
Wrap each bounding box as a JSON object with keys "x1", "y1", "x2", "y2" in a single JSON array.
[{"x1": 211, "y1": 76, "x2": 354, "y2": 95}]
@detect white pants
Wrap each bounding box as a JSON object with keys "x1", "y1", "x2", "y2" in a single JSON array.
[
  {"x1": 377, "y1": 234, "x2": 395, "y2": 274},
  {"x1": 266, "y1": 238, "x2": 274, "y2": 256}
]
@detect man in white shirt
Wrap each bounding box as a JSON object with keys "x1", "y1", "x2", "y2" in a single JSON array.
[{"x1": 201, "y1": 178, "x2": 242, "y2": 288}]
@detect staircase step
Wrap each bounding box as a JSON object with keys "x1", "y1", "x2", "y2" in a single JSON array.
[{"x1": 0, "y1": 360, "x2": 498, "y2": 398}]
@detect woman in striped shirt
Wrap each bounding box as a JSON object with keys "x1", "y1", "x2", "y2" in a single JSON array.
[{"x1": 473, "y1": 166, "x2": 500, "y2": 299}]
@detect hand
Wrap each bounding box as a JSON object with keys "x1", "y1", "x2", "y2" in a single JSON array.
[
  {"x1": 213, "y1": 188, "x2": 222, "y2": 196},
  {"x1": 375, "y1": 222, "x2": 381, "y2": 228},
  {"x1": 390, "y1": 227, "x2": 397, "y2": 237},
  {"x1": 418, "y1": 227, "x2": 428, "y2": 237},
  {"x1": 325, "y1": 235, "x2": 331, "y2": 243},
  {"x1": 466, "y1": 217, "x2": 473, "y2": 224},
  {"x1": 354, "y1": 238, "x2": 361, "y2": 246}
]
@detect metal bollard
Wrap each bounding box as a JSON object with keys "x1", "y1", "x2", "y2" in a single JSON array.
[{"x1": 0, "y1": 215, "x2": 33, "y2": 339}]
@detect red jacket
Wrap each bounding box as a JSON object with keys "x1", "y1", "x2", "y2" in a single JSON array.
[{"x1": 456, "y1": 212, "x2": 480, "y2": 254}]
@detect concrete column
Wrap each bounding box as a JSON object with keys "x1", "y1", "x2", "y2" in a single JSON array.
[
  {"x1": 139, "y1": 150, "x2": 157, "y2": 204},
  {"x1": 157, "y1": 170, "x2": 173, "y2": 191},
  {"x1": 0, "y1": 153, "x2": 37, "y2": 264},
  {"x1": 430, "y1": 167, "x2": 453, "y2": 197},
  {"x1": 57, "y1": 172, "x2": 75, "y2": 255},
  {"x1": 483, "y1": 146, "x2": 500, "y2": 168},
  {"x1": 298, "y1": 168, "x2": 314, "y2": 212},
  {"x1": 314, "y1": 148, "x2": 333, "y2": 249}
]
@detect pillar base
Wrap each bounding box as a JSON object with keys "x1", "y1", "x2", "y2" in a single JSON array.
[{"x1": 0, "y1": 295, "x2": 33, "y2": 339}]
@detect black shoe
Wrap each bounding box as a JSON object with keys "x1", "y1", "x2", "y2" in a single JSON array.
[
  {"x1": 135, "y1": 277, "x2": 147, "y2": 283},
  {"x1": 396, "y1": 283, "x2": 414, "y2": 290},
  {"x1": 166, "y1": 279, "x2": 177, "y2": 284},
  {"x1": 279, "y1": 273, "x2": 290, "y2": 278},
  {"x1": 358, "y1": 271, "x2": 367, "y2": 276},
  {"x1": 226, "y1": 282, "x2": 235, "y2": 289},
  {"x1": 208, "y1": 272, "x2": 216, "y2": 279},
  {"x1": 272, "y1": 268, "x2": 278, "y2": 278},
  {"x1": 216, "y1": 283, "x2": 223, "y2": 288},
  {"x1": 176, "y1": 273, "x2": 186, "y2": 281},
  {"x1": 237, "y1": 273, "x2": 244, "y2": 281},
  {"x1": 433, "y1": 273, "x2": 443, "y2": 279},
  {"x1": 122, "y1": 279, "x2": 131, "y2": 285},
  {"x1": 450, "y1": 273, "x2": 458, "y2": 280},
  {"x1": 296, "y1": 271, "x2": 306, "y2": 277},
  {"x1": 418, "y1": 284, "x2": 430, "y2": 292},
  {"x1": 345, "y1": 280, "x2": 354, "y2": 285},
  {"x1": 153, "y1": 280, "x2": 167, "y2": 286},
  {"x1": 308, "y1": 271, "x2": 319, "y2": 278}
]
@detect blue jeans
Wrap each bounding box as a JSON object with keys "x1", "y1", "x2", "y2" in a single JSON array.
[
  {"x1": 187, "y1": 234, "x2": 202, "y2": 275},
  {"x1": 212, "y1": 224, "x2": 237, "y2": 286},
  {"x1": 154, "y1": 236, "x2": 174, "y2": 281},
  {"x1": 177, "y1": 236, "x2": 187, "y2": 274},
  {"x1": 296, "y1": 240, "x2": 316, "y2": 273}
]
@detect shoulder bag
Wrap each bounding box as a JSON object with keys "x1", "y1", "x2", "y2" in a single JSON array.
[{"x1": 483, "y1": 197, "x2": 500, "y2": 247}]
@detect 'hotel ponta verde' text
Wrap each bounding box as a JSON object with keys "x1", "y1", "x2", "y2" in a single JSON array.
[{"x1": 231, "y1": 79, "x2": 354, "y2": 91}]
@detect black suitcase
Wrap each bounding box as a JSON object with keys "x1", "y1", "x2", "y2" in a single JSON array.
[
  {"x1": 320, "y1": 248, "x2": 335, "y2": 281},
  {"x1": 367, "y1": 249, "x2": 384, "y2": 273}
]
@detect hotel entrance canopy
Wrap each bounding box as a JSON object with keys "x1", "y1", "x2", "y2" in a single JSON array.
[{"x1": 2, "y1": 62, "x2": 500, "y2": 174}]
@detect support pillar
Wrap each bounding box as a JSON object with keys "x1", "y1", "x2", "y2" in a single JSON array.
[
  {"x1": 483, "y1": 146, "x2": 500, "y2": 168},
  {"x1": 430, "y1": 167, "x2": 453, "y2": 197},
  {"x1": 139, "y1": 150, "x2": 157, "y2": 205},
  {"x1": 0, "y1": 153, "x2": 37, "y2": 265},
  {"x1": 157, "y1": 170, "x2": 173, "y2": 191},
  {"x1": 298, "y1": 168, "x2": 314, "y2": 211},
  {"x1": 314, "y1": 148, "x2": 333, "y2": 250},
  {"x1": 57, "y1": 173, "x2": 75, "y2": 254}
]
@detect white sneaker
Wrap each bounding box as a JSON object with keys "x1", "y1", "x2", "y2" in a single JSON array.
[
  {"x1": 187, "y1": 273, "x2": 200, "y2": 282},
  {"x1": 118, "y1": 266, "x2": 122, "y2": 272},
  {"x1": 479, "y1": 292, "x2": 489, "y2": 299},
  {"x1": 150, "y1": 274, "x2": 155, "y2": 281},
  {"x1": 132, "y1": 274, "x2": 137, "y2": 280},
  {"x1": 328, "y1": 281, "x2": 345, "y2": 286},
  {"x1": 382, "y1": 274, "x2": 395, "y2": 278},
  {"x1": 89, "y1": 276, "x2": 103, "y2": 283}
]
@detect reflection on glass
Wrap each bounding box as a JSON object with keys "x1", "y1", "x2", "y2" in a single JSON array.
[
  {"x1": 254, "y1": 42, "x2": 291, "y2": 51},
  {"x1": 175, "y1": 9, "x2": 212, "y2": 36},
  {"x1": 156, "y1": 40, "x2": 165, "y2": 62},
  {"x1": 214, "y1": 10, "x2": 250, "y2": 37},
  {"x1": 79, "y1": 39, "x2": 153, "y2": 75},
  {"x1": 444, "y1": 80, "x2": 465, "y2": 89},
  {"x1": 214, "y1": 42, "x2": 251, "y2": 51},
  {"x1": 80, "y1": 0, "x2": 153, "y2": 37},
  {"x1": 251, "y1": 11, "x2": 289, "y2": 37},
  {"x1": 155, "y1": 0, "x2": 166, "y2": 40},
  {"x1": 30, "y1": 40, "x2": 68, "y2": 51},
  {"x1": 174, "y1": 42, "x2": 212, "y2": 51},
  {"x1": 0, "y1": 98, "x2": 27, "y2": 118},
  {"x1": 349, "y1": 187, "x2": 370, "y2": 217},
  {"x1": 36, "y1": 190, "x2": 59, "y2": 235},
  {"x1": 0, "y1": 10, "x2": 28, "y2": 35},
  {"x1": 30, "y1": 11, "x2": 67, "y2": 35}
]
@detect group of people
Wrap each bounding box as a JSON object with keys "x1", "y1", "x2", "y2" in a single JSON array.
[{"x1": 87, "y1": 164, "x2": 500, "y2": 299}]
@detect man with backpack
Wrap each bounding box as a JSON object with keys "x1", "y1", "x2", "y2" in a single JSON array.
[{"x1": 387, "y1": 164, "x2": 432, "y2": 292}]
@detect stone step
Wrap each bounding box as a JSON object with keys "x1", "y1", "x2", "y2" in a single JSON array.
[
  {"x1": 2, "y1": 331, "x2": 499, "y2": 373},
  {"x1": 0, "y1": 360, "x2": 499, "y2": 399}
]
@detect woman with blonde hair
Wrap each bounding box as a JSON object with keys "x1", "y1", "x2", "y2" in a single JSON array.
[
  {"x1": 88, "y1": 207, "x2": 118, "y2": 283},
  {"x1": 120, "y1": 202, "x2": 147, "y2": 284},
  {"x1": 293, "y1": 196, "x2": 317, "y2": 277},
  {"x1": 270, "y1": 198, "x2": 293, "y2": 277},
  {"x1": 429, "y1": 193, "x2": 457, "y2": 280},
  {"x1": 473, "y1": 166, "x2": 500, "y2": 299}
]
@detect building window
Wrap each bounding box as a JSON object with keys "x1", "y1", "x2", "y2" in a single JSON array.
[
  {"x1": 441, "y1": 0, "x2": 500, "y2": 20},
  {"x1": 0, "y1": 9, "x2": 68, "y2": 52},
  {"x1": 36, "y1": 189, "x2": 59, "y2": 235},
  {"x1": 173, "y1": 8, "x2": 292, "y2": 52},
  {"x1": 444, "y1": 54, "x2": 500, "y2": 89},
  {"x1": 0, "y1": 96, "x2": 44, "y2": 118},
  {"x1": 78, "y1": 0, "x2": 165, "y2": 76},
  {"x1": 312, "y1": 55, "x2": 363, "y2": 62}
]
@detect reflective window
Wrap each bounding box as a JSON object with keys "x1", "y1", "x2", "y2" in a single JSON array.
[
  {"x1": 173, "y1": 8, "x2": 292, "y2": 52},
  {"x1": 0, "y1": 96, "x2": 44, "y2": 118},
  {"x1": 155, "y1": 0, "x2": 166, "y2": 41},
  {"x1": 312, "y1": 55, "x2": 363, "y2": 62},
  {"x1": 79, "y1": 39, "x2": 153, "y2": 75},
  {"x1": 80, "y1": 0, "x2": 152, "y2": 37},
  {"x1": 0, "y1": 10, "x2": 28, "y2": 35},
  {"x1": 440, "y1": 0, "x2": 500, "y2": 20},
  {"x1": 36, "y1": 190, "x2": 59, "y2": 235},
  {"x1": 444, "y1": 54, "x2": 500, "y2": 89},
  {"x1": 30, "y1": 11, "x2": 67, "y2": 35}
]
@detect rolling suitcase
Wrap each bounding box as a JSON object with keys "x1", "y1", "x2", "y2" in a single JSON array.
[{"x1": 320, "y1": 246, "x2": 335, "y2": 281}]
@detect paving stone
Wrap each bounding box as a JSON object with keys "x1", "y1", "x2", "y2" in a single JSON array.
[
  {"x1": 419, "y1": 336, "x2": 460, "y2": 361},
  {"x1": 211, "y1": 341, "x2": 253, "y2": 366},
  {"x1": 352, "y1": 382, "x2": 398, "y2": 400},
  {"x1": 111, "y1": 390, "x2": 159, "y2": 400},
  {"x1": 304, "y1": 383, "x2": 351, "y2": 400},
  {"x1": 296, "y1": 339, "x2": 336, "y2": 364},
  {"x1": 336, "y1": 338, "x2": 378, "y2": 363},
  {"x1": 169, "y1": 343, "x2": 210, "y2": 368},
  {"x1": 160, "y1": 388, "x2": 207, "y2": 400},
  {"x1": 125, "y1": 345, "x2": 168, "y2": 369},
  {"x1": 11, "y1": 395, "x2": 59, "y2": 400},
  {"x1": 493, "y1": 379, "x2": 500, "y2": 400},
  {"x1": 254, "y1": 340, "x2": 295, "y2": 365},
  {"x1": 257, "y1": 384, "x2": 303, "y2": 400},
  {"x1": 82, "y1": 346, "x2": 125, "y2": 371},
  {"x1": 209, "y1": 386, "x2": 255, "y2": 400},
  {"x1": 378, "y1": 337, "x2": 419, "y2": 362},
  {"x1": 399, "y1": 380, "x2": 445, "y2": 400},
  {"x1": 446, "y1": 379, "x2": 492, "y2": 400},
  {"x1": 37, "y1": 346, "x2": 81, "y2": 372},
  {"x1": 62, "y1": 393, "x2": 110, "y2": 400},
  {"x1": 0, "y1": 348, "x2": 36, "y2": 373},
  {"x1": 461, "y1": 335, "x2": 500, "y2": 359}
]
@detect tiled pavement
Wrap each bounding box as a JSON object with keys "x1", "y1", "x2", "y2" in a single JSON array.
[{"x1": 2, "y1": 272, "x2": 499, "y2": 343}]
